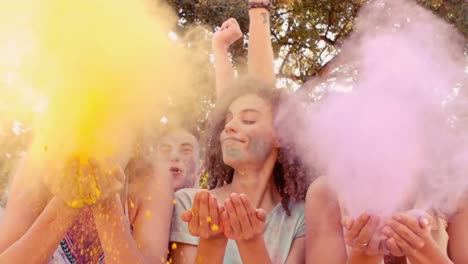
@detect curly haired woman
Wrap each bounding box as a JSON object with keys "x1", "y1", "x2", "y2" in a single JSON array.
[{"x1": 169, "y1": 77, "x2": 310, "y2": 264}]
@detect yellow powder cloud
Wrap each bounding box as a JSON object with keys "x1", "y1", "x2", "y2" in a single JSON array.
[{"x1": 1, "y1": 0, "x2": 192, "y2": 206}]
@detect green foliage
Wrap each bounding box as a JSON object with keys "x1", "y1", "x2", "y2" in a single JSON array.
[
  {"x1": 167, "y1": 0, "x2": 466, "y2": 83},
  {"x1": 0, "y1": 1, "x2": 465, "y2": 196},
  {"x1": 0, "y1": 120, "x2": 30, "y2": 201},
  {"x1": 165, "y1": 0, "x2": 466, "y2": 129}
]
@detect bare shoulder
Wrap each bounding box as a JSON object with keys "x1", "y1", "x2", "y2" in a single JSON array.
[
  {"x1": 129, "y1": 165, "x2": 173, "y2": 198},
  {"x1": 127, "y1": 169, "x2": 173, "y2": 222},
  {"x1": 306, "y1": 176, "x2": 337, "y2": 205},
  {"x1": 446, "y1": 198, "x2": 468, "y2": 263}
]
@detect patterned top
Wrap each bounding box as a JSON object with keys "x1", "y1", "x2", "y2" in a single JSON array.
[
  {"x1": 50, "y1": 209, "x2": 106, "y2": 264},
  {"x1": 50, "y1": 178, "x2": 131, "y2": 264}
]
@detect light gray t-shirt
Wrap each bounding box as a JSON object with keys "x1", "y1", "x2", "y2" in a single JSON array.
[{"x1": 170, "y1": 188, "x2": 305, "y2": 264}]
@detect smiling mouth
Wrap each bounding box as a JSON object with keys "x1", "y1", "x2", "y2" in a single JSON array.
[{"x1": 224, "y1": 138, "x2": 245, "y2": 143}]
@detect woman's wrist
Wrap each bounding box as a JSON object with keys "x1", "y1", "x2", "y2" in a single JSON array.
[
  {"x1": 408, "y1": 239, "x2": 452, "y2": 264},
  {"x1": 248, "y1": 1, "x2": 272, "y2": 13},
  {"x1": 235, "y1": 234, "x2": 265, "y2": 250},
  {"x1": 347, "y1": 248, "x2": 382, "y2": 264},
  {"x1": 199, "y1": 235, "x2": 228, "y2": 245}
]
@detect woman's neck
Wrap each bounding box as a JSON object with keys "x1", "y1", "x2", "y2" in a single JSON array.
[{"x1": 230, "y1": 152, "x2": 282, "y2": 212}]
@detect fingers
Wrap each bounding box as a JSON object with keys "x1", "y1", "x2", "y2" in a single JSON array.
[
  {"x1": 225, "y1": 198, "x2": 242, "y2": 238},
  {"x1": 113, "y1": 166, "x2": 126, "y2": 184},
  {"x1": 354, "y1": 215, "x2": 379, "y2": 249},
  {"x1": 385, "y1": 237, "x2": 404, "y2": 257},
  {"x1": 366, "y1": 218, "x2": 384, "y2": 254},
  {"x1": 386, "y1": 218, "x2": 425, "y2": 249},
  {"x1": 209, "y1": 195, "x2": 220, "y2": 231},
  {"x1": 419, "y1": 216, "x2": 432, "y2": 230},
  {"x1": 181, "y1": 210, "x2": 192, "y2": 223},
  {"x1": 198, "y1": 191, "x2": 210, "y2": 238},
  {"x1": 240, "y1": 193, "x2": 264, "y2": 233},
  {"x1": 393, "y1": 214, "x2": 425, "y2": 237},
  {"x1": 344, "y1": 213, "x2": 370, "y2": 244},
  {"x1": 189, "y1": 192, "x2": 200, "y2": 235},
  {"x1": 88, "y1": 158, "x2": 100, "y2": 170},
  {"x1": 383, "y1": 227, "x2": 418, "y2": 257},
  {"x1": 228, "y1": 18, "x2": 238, "y2": 25},
  {"x1": 217, "y1": 205, "x2": 225, "y2": 232},
  {"x1": 232, "y1": 194, "x2": 253, "y2": 240},
  {"x1": 187, "y1": 191, "x2": 226, "y2": 239},
  {"x1": 222, "y1": 210, "x2": 234, "y2": 238},
  {"x1": 255, "y1": 208, "x2": 267, "y2": 222},
  {"x1": 221, "y1": 18, "x2": 238, "y2": 30},
  {"x1": 341, "y1": 216, "x2": 354, "y2": 230}
]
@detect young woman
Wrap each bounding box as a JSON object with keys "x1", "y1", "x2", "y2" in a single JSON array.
[
  {"x1": 170, "y1": 77, "x2": 309, "y2": 264},
  {"x1": 0, "y1": 150, "x2": 173, "y2": 263}
]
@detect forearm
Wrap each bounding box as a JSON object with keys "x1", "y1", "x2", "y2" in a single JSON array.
[
  {"x1": 410, "y1": 257, "x2": 452, "y2": 264},
  {"x1": 213, "y1": 44, "x2": 235, "y2": 98},
  {"x1": 236, "y1": 236, "x2": 271, "y2": 264},
  {"x1": 248, "y1": 8, "x2": 275, "y2": 84},
  {"x1": 0, "y1": 197, "x2": 80, "y2": 263},
  {"x1": 346, "y1": 250, "x2": 381, "y2": 264},
  {"x1": 408, "y1": 242, "x2": 453, "y2": 264},
  {"x1": 196, "y1": 237, "x2": 227, "y2": 264},
  {"x1": 92, "y1": 195, "x2": 146, "y2": 264}
]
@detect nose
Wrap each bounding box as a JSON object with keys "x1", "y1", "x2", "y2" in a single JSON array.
[
  {"x1": 169, "y1": 149, "x2": 180, "y2": 162},
  {"x1": 224, "y1": 118, "x2": 239, "y2": 134}
]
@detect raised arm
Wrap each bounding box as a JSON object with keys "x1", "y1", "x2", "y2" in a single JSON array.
[
  {"x1": 247, "y1": 0, "x2": 275, "y2": 84},
  {"x1": 212, "y1": 18, "x2": 243, "y2": 98}
]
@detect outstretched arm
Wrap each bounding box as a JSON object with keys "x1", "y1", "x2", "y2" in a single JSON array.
[{"x1": 247, "y1": 0, "x2": 275, "y2": 84}]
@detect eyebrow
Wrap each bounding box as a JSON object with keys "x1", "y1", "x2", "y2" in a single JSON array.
[
  {"x1": 226, "y1": 109, "x2": 261, "y2": 115},
  {"x1": 241, "y1": 109, "x2": 260, "y2": 114},
  {"x1": 181, "y1": 143, "x2": 194, "y2": 148}
]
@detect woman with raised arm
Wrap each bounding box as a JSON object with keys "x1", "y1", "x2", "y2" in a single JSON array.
[
  {"x1": 305, "y1": 176, "x2": 468, "y2": 264},
  {"x1": 170, "y1": 77, "x2": 309, "y2": 264},
  {"x1": 212, "y1": 0, "x2": 276, "y2": 98}
]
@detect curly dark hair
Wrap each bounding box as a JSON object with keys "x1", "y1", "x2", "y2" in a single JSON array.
[{"x1": 203, "y1": 77, "x2": 310, "y2": 215}]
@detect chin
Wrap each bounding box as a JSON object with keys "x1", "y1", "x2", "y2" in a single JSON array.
[
  {"x1": 173, "y1": 178, "x2": 195, "y2": 191},
  {"x1": 173, "y1": 181, "x2": 185, "y2": 192},
  {"x1": 222, "y1": 155, "x2": 242, "y2": 170}
]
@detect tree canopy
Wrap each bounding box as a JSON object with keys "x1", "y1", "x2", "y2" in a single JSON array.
[{"x1": 0, "y1": 0, "x2": 466, "y2": 196}]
